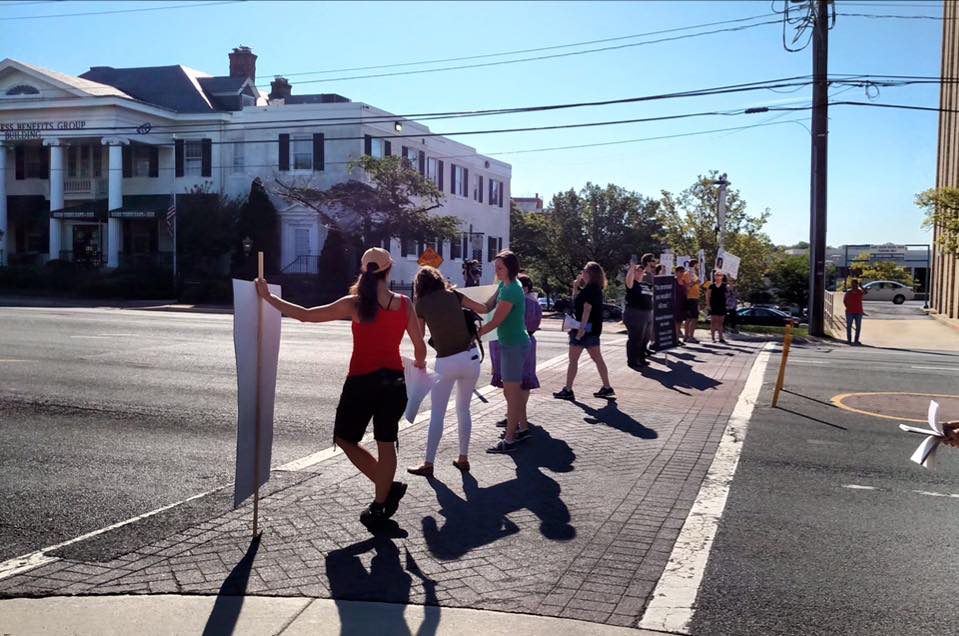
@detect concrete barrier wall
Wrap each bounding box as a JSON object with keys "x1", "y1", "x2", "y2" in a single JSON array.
[{"x1": 824, "y1": 291, "x2": 846, "y2": 339}]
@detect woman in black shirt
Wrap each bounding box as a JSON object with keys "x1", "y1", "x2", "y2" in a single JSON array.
[
  {"x1": 706, "y1": 270, "x2": 728, "y2": 343},
  {"x1": 553, "y1": 261, "x2": 615, "y2": 401},
  {"x1": 624, "y1": 253, "x2": 656, "y2": 368}
]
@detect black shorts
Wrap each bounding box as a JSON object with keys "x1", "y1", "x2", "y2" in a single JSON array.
[
  {"x1": 684, "y1": 298, "x2": 700, "y2": 320},
  {"x1": 333, "y1": 369, "x2": 407, "y2": 445}
]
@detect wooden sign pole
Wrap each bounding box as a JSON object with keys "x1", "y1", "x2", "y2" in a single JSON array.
[
  {"x1": 771, "y1": 321, "x2": 794, "y2": 408},
  {"x1": 252, "y1": 252, "x2": 264, "y2": 537}
]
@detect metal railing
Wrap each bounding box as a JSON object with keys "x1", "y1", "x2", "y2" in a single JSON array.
[
  {"x1": 63, "y1": 178, "x2": 107, "y2": 198},
  {"x1": 281, "y1": 255, "x2": 320, "y2": 274}
]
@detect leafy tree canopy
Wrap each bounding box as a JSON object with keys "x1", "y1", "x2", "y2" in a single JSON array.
[{"x1": 916, "y1": 187, "x2": 959, "y2": 256}]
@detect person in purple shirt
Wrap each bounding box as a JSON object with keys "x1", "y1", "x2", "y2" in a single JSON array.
[{"x1": 490, "y1": 274, "x2": 542, "y2": 435}]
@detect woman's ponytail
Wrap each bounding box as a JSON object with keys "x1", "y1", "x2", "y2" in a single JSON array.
[{"x1": 350, "y1": 262, "x2": 389, "y2": 323}]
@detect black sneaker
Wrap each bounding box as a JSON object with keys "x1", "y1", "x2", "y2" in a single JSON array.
[
  {"x1": 384, "y1": 481, "x2": 407, "y2": 518},
  {"x1": 486, "y1": 439, "x2": 518, "y2": 454},
  {"x1": 360, "y1": 502, "x2": 389, "y2": 526},
  {"x1": 494, "y1": 418, "x2": 508, "y2": 428},
  {"x1": 553, "y1": 387, "x2": 575, "y2": 401},
  {"x1": 593, "y1": 386, "x2": 616, "y2": 399},
  {"x1": 500, "y1": 428, "x2": 531, "y2": 441}
]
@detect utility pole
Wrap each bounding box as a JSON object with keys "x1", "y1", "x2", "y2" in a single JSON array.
[
  {"x1": 808, "y1": 0, "x2": 830, "y2": 336},
  {"x1": 716, "y1": 173, "x2": 730, "y2": 252}
]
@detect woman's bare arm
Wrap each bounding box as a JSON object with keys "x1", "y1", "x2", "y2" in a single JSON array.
[
  {"x1": 256, "y1": 279, "x2": 354, "y2": 323},
  {"x1": 405, "y1": 298, "x2": 427, "y2": 368},
  {"x1": 478, "y1": 300, "x2": 513, "y2": 337}
]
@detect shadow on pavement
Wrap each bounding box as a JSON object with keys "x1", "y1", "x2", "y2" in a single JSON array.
[
  {"x1": 202, "y1": 534, "x2": 260, "y2": 636},
  {"x1": 574, "y1": 400, "x2": 658, "y2": 440},
  {"x1": 326, "y1": 532, "x2": 439, "y2": 636},
  {"x1": 782, "y1": 388, "x2": 838, "y2": 409},
  {"x1": 635, "y1": 359, "x2": 722, "y2": 395},
  {"x1": 774, "y1": 405, "x2": 848, "y2": 431},
  {"x1": 422, "y1": 427, "x2": 576, "y2": 559}
]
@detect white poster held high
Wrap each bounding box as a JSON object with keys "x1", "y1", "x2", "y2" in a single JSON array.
[
  {"x1": 457, "y1": 283, "x2": 500, "y2": 342},
  {"x1": 232, "y1": 278, "x2": 283, "y2": 508},
  {"x1": 659, "y1": 252, "x2": 675, "y2": 272},
  {"x1": 716, "y1": 249, "x2": 742, "y2": 279}
]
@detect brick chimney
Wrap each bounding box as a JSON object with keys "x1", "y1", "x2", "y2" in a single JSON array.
[
  {"x1": 269, "y1": 77, "x2": 292, "y2": 101},
  {"x1": 229, "y1": 46, "x2": 257, "y2": 82}
]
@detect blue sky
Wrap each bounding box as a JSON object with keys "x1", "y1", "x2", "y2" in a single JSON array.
[{"x1": 1, "y1": 0, "x2": 944, "y2": 247}]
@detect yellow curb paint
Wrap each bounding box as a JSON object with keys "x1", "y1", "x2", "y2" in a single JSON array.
[{"x1": 830, "y1": 391, "x2": 959, "y2": 423}]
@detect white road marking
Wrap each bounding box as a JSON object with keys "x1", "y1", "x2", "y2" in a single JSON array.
[
  {"x1": 639, "y1": 344, "x2": 772, "y2": 635},
  {"x1": 0, "y1": 359, "x2": 34, "y2": 363},
  {"x1": 911, "y1": 490, "x2": 959, "y2": 498},
  {"x1": 843, "y1": 484, "x2": 878, "y2": 490},
  {"x1": 0, "y1": 487, "x2": 219, "y2": 581},
  {"x1": 911, "y1": 366, "x2": 959, "y2": 372}
]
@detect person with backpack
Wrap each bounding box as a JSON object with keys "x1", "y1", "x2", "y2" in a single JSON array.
[
  {"x1": 489, "y1": 273, "x2": 543, "y2": 433},
  {"x1": 407, "y1": 266, "x2": 483, "y2": 477},
  {"x1": 255, "y1": 247, "x2": 425, "y2": 527}
]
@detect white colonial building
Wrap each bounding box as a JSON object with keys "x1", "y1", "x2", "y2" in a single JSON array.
[{"x1": 0, "y1": 47, "x2": 511, "y2": 287}]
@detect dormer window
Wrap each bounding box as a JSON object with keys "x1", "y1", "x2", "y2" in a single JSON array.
[{"x1": 5, "y1": 84, "x2": 40, "y2": 96}]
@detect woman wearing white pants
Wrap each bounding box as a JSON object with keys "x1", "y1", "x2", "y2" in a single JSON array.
[{"x1": 407, "y1": 266, "x2": 482, "y2": 476}]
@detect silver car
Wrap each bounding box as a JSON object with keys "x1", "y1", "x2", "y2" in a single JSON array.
[{"x1": 861, "y1": 280, "x2": 915, "y2": 304}]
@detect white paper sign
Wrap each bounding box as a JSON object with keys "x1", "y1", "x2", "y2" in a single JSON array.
[
  {"x1": 698, "y1": 249, "x2": 706, "y2": 274},
  {"x1": 659, "y1": 252, "x2": 675, "y2": 272},
  {"x1": 676, "y1": 255, "x2": 692, "y2": 270},
  {"x1": 458, "y1": 284, "x2": 500, "y2": 342},
  {"x1": 233, "y1": 279, "x2": 283, "y2": 508},
  {"x1": 900, "y1": 401, "x2": 943, "y2": 470},
  {"x1": 716, "y1": 249, "x2": 742, "y2": 279}
]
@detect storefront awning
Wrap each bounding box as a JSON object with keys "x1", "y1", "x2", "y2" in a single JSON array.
[
  {"x1": 52, "y1": 199, "x2": 107, "y2": 221},
  {"x1": 109, "y1": 195, "x2": 170, "y2": 219}
]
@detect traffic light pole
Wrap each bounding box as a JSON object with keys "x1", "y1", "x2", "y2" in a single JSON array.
[{"x1": 808, "y1": 0, "x2": 830, "y2": 336}]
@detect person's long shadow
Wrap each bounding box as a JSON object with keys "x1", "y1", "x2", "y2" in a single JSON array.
[
  {"x1": 574, "y1": 400, "x2": 658, "y2": 439},
  {"x1": 202, "y1": 535, "x2": 260, "y2": 636},
  {"x1": 326, "y1": 528, "x2": 440, "y2": 636},
  {"x1": 636, "y1": 359, "x2": 722, "y2": 395},
  {"x1": 422, "y1": 427, "x2": 576, "y2": 560}
]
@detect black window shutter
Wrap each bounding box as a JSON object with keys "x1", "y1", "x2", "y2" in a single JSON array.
[
  {"x1": 148, "y1": 146, "x2": 159, "y2": 178},
  {"x1": 401, "y1": 238, "x2": 408, "y2": 257},
  {"x1": 364, "y1": 135, "x2": 372, "y2": 156},
  {"x1": 278, "y1": 134, "x2": 290, "y2": 171},
  {"x1": 174, "y1": 139, "x2": 184, "y2": 177},
  {"x1": 438, "y1": 160, "x2": 444, "y2": 191},
  {"x1": 488, "y1": 237, "x2": 496, "y2": 262},
  {"x1": 93, "y1": 144, "x2": 102, "y2": 177},
  {"x1": 41, "y1": 147, "x2": 49, "y2": 179},
  {"x1": 418, "y1": 240, "x2": 424, "y2": 256},
  {"x1": 150, "y1": 223, "x2": 158, "y2": 252},
  {"x1": 499, "y1": 182, "x2": 505, "y2": 208},
  {"x1": 436, "y1": 238, "x2": 443, "y2": 259},
  {"x1": 418, "y1": 150, "x2": 425, "y2": 175},
  {"x1": 384, "y1": 140, "x2": 391, "y2": 156},
  {"x1": 498, "y1": 237, "x2": 503, "y2": 252},
  {"x1": 201, "y1": 138, "x2": 212, "y2": 177},
  {"x1": 463, "y1": 168, "x2": 468, "y2": 197},
  {"x1": 479, "y1": 176, "x2": 484, "y2": 203},
  {"x1": 462, "y1": 233, "x2": 468, "y2": 259},
  {"x1": 122, "y1": 145, "x2": 132, "y2": 178},
  {"x1": 15, "y1": 146, "x2": 25, "y2": 180},
  {"x1": 450, "y1": 163, "x2": 456, "y2": 194},
  {"x1": 489, "y1": 179, "x2": 493, "y2": 205},
  {"x1": 313, "y1": 133, "x2": 324, "y2": 171}
]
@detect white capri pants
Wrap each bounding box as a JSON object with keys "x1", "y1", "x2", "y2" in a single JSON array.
[{"x1": 425, "y1": 347, "x2": 482, "y2": 463}]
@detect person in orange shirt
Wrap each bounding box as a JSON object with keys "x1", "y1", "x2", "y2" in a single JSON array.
[
  {"x1": 843, "y1": 279, "x2": 866, "y2": 345},
  {"x1": 681, "y1": 258, "x2": 702, "y2": 343}
]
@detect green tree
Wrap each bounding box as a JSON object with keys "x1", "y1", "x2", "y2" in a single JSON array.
[
  {"x1": 916, "y1": 187, "x2": 959, "y2": 256},
  {"x1": 658, "y1": 171, "x2": 773, "y2": 298},
  {"x1": 767, "y1": 253, "x2": 810, "y2": 309},
  {"x1": 848, "y1": 252, "x2": 914, "y2": 287},
  {"x1": 176, "y1": 184, "x2": 242, "y2": 279},
  {"x1": 274, "y1": 155, "x2": 461, "y2": 256},
  {"x1": 233, "y1": 177, "x2": 279, "y2": 276},
  {"x1": 532, "y1": 183, "x2": 660, "y2": 299}
]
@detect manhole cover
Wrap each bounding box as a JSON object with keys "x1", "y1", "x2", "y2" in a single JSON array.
[{"x1": 831, "y1": 392, "x2": 959, "y2": 423}]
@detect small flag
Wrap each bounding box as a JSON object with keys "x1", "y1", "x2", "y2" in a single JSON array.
[{"x1": 165, "y1": 197, "x2": 176, "y2": 237}]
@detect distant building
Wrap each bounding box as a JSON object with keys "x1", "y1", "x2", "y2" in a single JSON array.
[
  {"x1": 933, "y1": 1, "x2": 959, "y2": 319},
  {"x1": 512, "y1": 194, "x2": 544, "y2": 214},
  {"x1": 836, "y1": 244, "x2": 931, "y2": 291}
]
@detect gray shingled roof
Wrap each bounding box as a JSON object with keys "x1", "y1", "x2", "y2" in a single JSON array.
[
  {"x1": 79, "y1": 65, "x2": 214, "y2": 113},
  {"x1": 197, "y1": 76, "x2": 246, "y2": 95},
  {"x1": 284, "y1": 94, "x2": 350, "y2": 105}
]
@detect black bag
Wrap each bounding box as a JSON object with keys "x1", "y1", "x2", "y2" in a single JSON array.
[{"x1": 462, "y1": 308, "x2": 485, "y2": 363}]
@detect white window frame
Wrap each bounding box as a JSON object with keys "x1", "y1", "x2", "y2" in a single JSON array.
[
  {"x1": 490, "y1": 179, "x2": 503, "y2": 207},
  {"x1": 232, "y1": 136, "x2": 245, "y2": 173},
  {"x1": 291, "y1": 136, "x2": 313, "y2": 171},
  {"x1": 426, "y1": 157, "x2": 439, "y2": 185},
  {"x1": 473, "y1": 174, "x2": 482, "y2": 201},
  {"x1": 402, "y1": 146, "x2": 418, "y2": 170},
  {"x1": 452, "y1": 164, "x2": 467, "y2": 197},
  {"x1": 184, "y1": 140, "x2": 203, "y2": 176},
  {"x1": 370, "y1": 138, "x2": 386, "y2": 159},
  {"x1": 132, "y1": 145, "x2": 152, "y2": 178}
]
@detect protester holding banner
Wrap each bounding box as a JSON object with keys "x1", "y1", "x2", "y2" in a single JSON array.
[
  {"x1": 705, "y1": 270, "x2": 728, "y2": 344},
  {"x1": 255, "y1": 247, "x2": 426, "y2": 526},
  {"x1": 681, "y1": 259, "x2": 702, "y2": 343},
  {"x1": 624, "y1": 254, "x2": 656, "y2": 369},
  {"x1": 554, "y1": 262, "x2": 615, "y2": 401},
  {"x1": 724, "y1": 275, "x2": 739, "y2": 334},
  {"x1": 407, "y1": 266, "x2": 481, "y2": 477},
  {"x1": 474, "y1": 251, "x2": 531, "y2": 454}
]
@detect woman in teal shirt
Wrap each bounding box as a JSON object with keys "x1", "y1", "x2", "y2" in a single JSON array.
[{"x1": 471, "y1": 250, "x2": 530, "y2": 454}]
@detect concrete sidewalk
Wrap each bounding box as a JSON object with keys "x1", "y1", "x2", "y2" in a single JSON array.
[
  {"x1": 858, "y1": 314, "x2": 959, "y2": 351},
  {"x1": 0, "y1": 594, "x2": 671, "y2": 635},
  {"x1": 0, "y1": 332, "x2": 763, "y2": 634}
]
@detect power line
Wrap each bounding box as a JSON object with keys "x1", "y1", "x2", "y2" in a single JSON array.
[
  {"x1": 264, "y1": 19, "x2": 784, "y2": 86},
  {"x1": 0, "y1": 1, "x2": 63, "y2": 7},
  {"x1": 260, "y1": 12, "x2": 780, "y2": 79},
  {"x1": 838, "y1": 12, "x2": 949, "y2": 20},
  {"x1": 0, "y1": 0, "x2": 243, "y2": 21}
]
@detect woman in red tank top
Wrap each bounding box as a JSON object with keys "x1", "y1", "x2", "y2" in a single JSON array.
[{"x1": 256, "y1": 247, "x2": 427, "y2": 527}]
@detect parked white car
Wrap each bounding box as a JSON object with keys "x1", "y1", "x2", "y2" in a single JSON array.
[{"x1": 861, "y1": 280, "x2": 915, "y2": 304}]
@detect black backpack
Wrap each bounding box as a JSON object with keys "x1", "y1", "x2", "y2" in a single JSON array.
[{"x1": 462, "y1": 308, "x2": 486, "y2": 363}]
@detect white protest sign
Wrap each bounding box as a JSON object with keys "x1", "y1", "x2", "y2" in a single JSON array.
[
  {"x1": 457, "y1": 284, "x2": 500, "y2": 342},
  {"x1": 676, "y1": 255, "x2": 692, "y2": 270},
  {"x1": 232, "y1": 278, "x2": 282, "y2": 508},
  {"x1": 716, "y1": 249, "x2": 742, "y2": 279},
  {"x1": 901, "y1": 401, "x2": 944, "y2": 470},
  {"x1": 698, "y1": 249, "x2": 706, "y2": 273},
  {"x1": 659, "y1": 252, "x2": 675, "y2": 272}
]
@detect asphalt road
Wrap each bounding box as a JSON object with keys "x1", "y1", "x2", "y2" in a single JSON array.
[
  {"x1": 0, "y1": 306, "x2": 578, "y2": 562},
  {"x1": 691, "y1": 337, "x2": 959, "y2": 635}
]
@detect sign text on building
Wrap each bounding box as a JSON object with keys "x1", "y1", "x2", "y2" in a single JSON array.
[{"x1": 1, "y1": 120, "x2": 87, "y2": 141}]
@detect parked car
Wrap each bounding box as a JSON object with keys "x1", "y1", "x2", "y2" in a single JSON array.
[
  {"x1": 861, "y1": 280, "x2": 915, "y2": 304},
  {"x1": 736, "y1": 306, "x2": 798, "y2": 327},
  {"x1": 552, "y1": 297, "x2": 572, "y2": 314}
]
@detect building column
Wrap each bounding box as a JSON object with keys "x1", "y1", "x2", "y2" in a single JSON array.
[
  {"x1": 44, "y1": 138, "x2": 64, "y2": 261},
  {"x1": 0, "y1": 145, "x2": 7, "y2": 266},
  {"x1": 103, "y1": 137, "x2": 127, "y2": 268}
]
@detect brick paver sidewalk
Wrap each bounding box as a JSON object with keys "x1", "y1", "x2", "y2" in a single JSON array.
[{"x1": 0, "y1": 336, "x2": 763, "y2": 629}]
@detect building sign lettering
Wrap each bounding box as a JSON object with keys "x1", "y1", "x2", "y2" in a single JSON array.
[{"x1": 0, "y1": 120, "x2": 87, "y2": 141}]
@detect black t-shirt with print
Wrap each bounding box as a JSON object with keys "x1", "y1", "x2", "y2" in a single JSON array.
[{"x1": 574, "y1": 283, "x2": 604, "y2": 336}]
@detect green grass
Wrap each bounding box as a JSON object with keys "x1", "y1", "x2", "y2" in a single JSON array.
[{"x1": 737, "y1": 324, "x2": 809, "y2": 337}]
